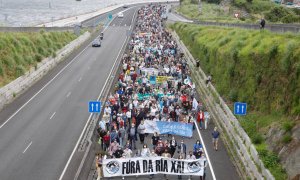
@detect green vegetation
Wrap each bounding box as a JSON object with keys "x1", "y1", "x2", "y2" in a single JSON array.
[
  {"x1": 170, "y1": 22, "x2": 299, "y2": 179},
  {"x1": 177, "y1": 0, "x2": 244, "y2": 23},
  {"x1": 0, "y1": 30, "x2": 77, "y2": 87},
  {"x1": 176, "y1": 0, "x2": 300, "y2": 23}
]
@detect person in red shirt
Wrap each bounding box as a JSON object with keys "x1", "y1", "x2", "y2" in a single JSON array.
[
  {"x1": 197, "y1": 110, "x2": 205, "y2": 129},
  {"x1": 102, "y1": 131, "x2": 110, "y2": 151}
]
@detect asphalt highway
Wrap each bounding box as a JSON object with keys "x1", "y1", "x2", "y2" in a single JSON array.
[{"x1": 0, "y1": 7, "x2": 137, "y2": 180}]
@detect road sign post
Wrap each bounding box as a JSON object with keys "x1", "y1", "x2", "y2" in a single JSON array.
[
  {"x1": 89, "y1": 101, "x2": 101, "y2": 113},
  {"x1": 234, "y1": 102, "x2": 247, "y2": 115}
]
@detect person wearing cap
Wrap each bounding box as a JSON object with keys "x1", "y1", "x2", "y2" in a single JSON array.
[{"x1": 212, "y1": 127, "x2": 220, "y2": 151}]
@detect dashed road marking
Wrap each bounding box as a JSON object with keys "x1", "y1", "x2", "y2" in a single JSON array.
[
  {"x1": 50, "y1": 112, "x2": 56, "y2": 120},
  {"x1": 66, "y1": 92, "x2": 72, "y2": 98},
  {"x1": 22, "y1": 141, "x2": 32, "y2": 154}
]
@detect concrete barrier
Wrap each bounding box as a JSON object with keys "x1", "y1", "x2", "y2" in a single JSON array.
[
  {"x1": 0, "y1": 31, "x2": 91, "y2": 112},
  {"x1": 0, "y1": 26, "x2": 74, "y2": 32},
  {"x1": 170, "y1": 30, "x2": 275, "y2": 180}
]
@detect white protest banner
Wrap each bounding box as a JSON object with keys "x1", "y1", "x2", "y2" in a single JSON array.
[{"x1": 103, "y1": 157, "x2": 206, "y2": 177}]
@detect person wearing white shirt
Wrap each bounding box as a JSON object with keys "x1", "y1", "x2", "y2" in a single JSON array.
[{"x1": 140, "y1": 144, "x2": 151, "y2": 157}]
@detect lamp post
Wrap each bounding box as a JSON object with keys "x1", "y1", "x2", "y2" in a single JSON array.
[{"x1": 198, "y1": 0, "x2": 202, "y2": 13}]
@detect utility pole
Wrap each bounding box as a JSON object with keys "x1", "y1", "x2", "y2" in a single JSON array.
[{"x1": 198, "y1": 0, "x2": 202, "y2": 13}]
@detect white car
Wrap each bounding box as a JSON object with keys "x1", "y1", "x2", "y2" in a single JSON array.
[{"x1": 117, "y1": 12, "x2": 124, "y2": 18}]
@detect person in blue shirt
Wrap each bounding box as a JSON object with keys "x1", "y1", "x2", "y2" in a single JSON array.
[
  {"x1": 193, "y1": 140, "x2": 202, "y2": 154},
  {"x1": 212, "y1": 127, "x2": 220, "y2": 151}
]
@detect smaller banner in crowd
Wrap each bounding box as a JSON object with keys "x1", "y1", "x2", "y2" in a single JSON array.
[
  {"x1": 144, "y1": 120, "x2": 193, "y2": 137},
  {"x1": 156, "y1": 76, "x2": 172, "y2": 83},
  {"x1": 103, "y1": 157, "x2": 206, "y2": 177}
]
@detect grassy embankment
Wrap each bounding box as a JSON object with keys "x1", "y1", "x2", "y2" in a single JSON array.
[
  {"x1": 0, "y1": 30, "x2": 77, "y2": 87},
  {"x1": 176, "y1": 0, "x2": 300, "y2": 23},
  {"x1": 171, "y1": 22, "x2": 300, "y2": 179}
]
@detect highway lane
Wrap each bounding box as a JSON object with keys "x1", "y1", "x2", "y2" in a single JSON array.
[{"x1": 0, "y1": 7, "x2": 137, "y2": 180}]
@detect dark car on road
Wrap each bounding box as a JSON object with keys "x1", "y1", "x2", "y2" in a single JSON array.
[{"x1": 92, "y1": 39, "x2": 101, "y2": 47}]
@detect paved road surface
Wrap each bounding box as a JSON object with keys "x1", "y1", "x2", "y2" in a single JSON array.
[{"x1": 0, "y1": 6, "x2": 136, "y2": 180}]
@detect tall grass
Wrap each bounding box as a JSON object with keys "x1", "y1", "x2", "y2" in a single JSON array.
[{"x1": 0, "y1": 31, "x2": 77, "y2": 87}]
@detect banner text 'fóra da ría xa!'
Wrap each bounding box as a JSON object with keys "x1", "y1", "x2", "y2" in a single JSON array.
[{"x1": 103, "y1": 157, "x2": 206, "y2": 177}]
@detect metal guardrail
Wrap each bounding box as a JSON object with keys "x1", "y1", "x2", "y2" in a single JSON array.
[
  {"x1": 172, "y1": 10, "x2": 300, "y2": 33},
  {"x1": 193, "y1": 20, "x2": 300, "y2": 33},
  {"x1": 170, "y1": 30, "x2": 275, "y2": 180}
]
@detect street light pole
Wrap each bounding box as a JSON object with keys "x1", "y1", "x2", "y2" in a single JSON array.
[{"x1": 198, "y1": 0, "x2": 202, "y2": 13}]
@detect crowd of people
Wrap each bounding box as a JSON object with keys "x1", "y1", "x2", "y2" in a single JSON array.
[{"x1": 95, "y1": 4, "x2": 219, "y2": 180}]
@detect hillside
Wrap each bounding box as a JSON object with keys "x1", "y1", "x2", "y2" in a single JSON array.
[
  {"x1": 0, "y1": 30, "x2": 77, "y2": 87},
  {"x1": 170, "y1": 22, "x2": 300, "y2": 179},
  {"x1": 176, "y1": 0, "x2": 300, "y2": 23}
]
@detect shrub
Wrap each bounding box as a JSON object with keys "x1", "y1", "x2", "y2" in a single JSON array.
[
  {"x1": 35, "y1": 54, "x2": 43, "y2": 62},
  {"x1": 229, "y1": 89, "x2": 238, "y2": 101},
  {"x1": 282, "y1": 121, "x2": 295, "y2": 132},
  {"x1": 252, "y1": 133, "x2": 264, "y2": 144},
  {"x1": 282, "y1": 134, "x2": 292, "y2": 144},
  {"x1": 15, "y1": 65, "x2": 26, "y2": 77},
  {"x1": 0, "y1": 63, "x2": 3, "y2": 76}
]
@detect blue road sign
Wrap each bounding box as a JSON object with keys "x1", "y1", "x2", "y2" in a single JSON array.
[
  {"x1": 89, "y1": 101, "x2": 101, "y2": 113},
  {"x1": 234, "y1": 102, "x2": 247, "y2": 115}
]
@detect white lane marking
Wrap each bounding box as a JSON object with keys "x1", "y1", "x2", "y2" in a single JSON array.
[
  {"x1": 78, "y1": 77, "x2": 82, "y2": 82},
  {"x1": 66, "y1": 91, "x2": 72, "y2": 98},
  {"x1": 194, "y1": 120, "x2": 217, "y2": 180},
  {"x1": 22, "y1": 141, "x2": 32, "y2": 154},
  {"x1": 130, "y1": 9, "x2": 137, "y2": 29},
  {"x1": 50, "y1": 112, "x2": 56, "y2": 120},
  {"x1": 58, "y1": 27, "x2": 130, "y2": 180},
  {"x1": 87, "y1": 66, "x2": 90, "y2": 70}
]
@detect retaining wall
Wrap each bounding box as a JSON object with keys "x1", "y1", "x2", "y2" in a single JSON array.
[
  {"x1": 0, "y1": 31, "x2": 91, "y2": 111},
  {"x1": 171, "y1": 30, "x2": 275, "y2": 180}
]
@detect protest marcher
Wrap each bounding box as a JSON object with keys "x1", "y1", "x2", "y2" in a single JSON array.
[
  {"x1": 186, "y1": 151, "x2": 196, "y2": 180},
  {"x1": 178, "y1": 139, "x2": 187, "y2": 158},
  {"x1": 170, "y1": 136, "x2": 177, "y2": 157},
  {"x1": 177, "y1": 154, "x2": 184, "y2": 179},
  {"x1": 193, "y1": 140, "x2": 202, "y2": 154},
  {"x1": 123, "y1": 146, "x2": 132, "y2": 158},
  {"x1": 113, "y1": 146, "x2": 124, "y2": 158},
  {"x1": 95, "y1": 153, "x2": 104, "y2": 180},
  {"x1": 102, "y1": 131, "x2": 110, "y2": 151},
  {"x1": 137, "y1": 120, "x2": 146, "y2": 144},
  {"x1": 151, "y1": 132, "x2": 159, "y2": 150},
  {"x1": 197, "y1": 110, "x2": 205, "y2": 129},
  {"x1": 118, "y1": 126, "x2": 126, "y2": 147},
  {"x1": 141, "y1": 144, "x2": 151, "y2": 157},
  {"x1": 200, "y1": 153, "x2": 208, "y2": 180},
  {"x1": 127, "y1": 123, "x2": 137, "y2": 150},
  {"x1": 109, "y1": 139, "x2": 119, "y2": 156},
  {"x1": 212, "y1": 127, "x2": 220, "y2": 151},
  {"x1": 204, "y1": 111, "x2": 210, "y2": 130}
]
